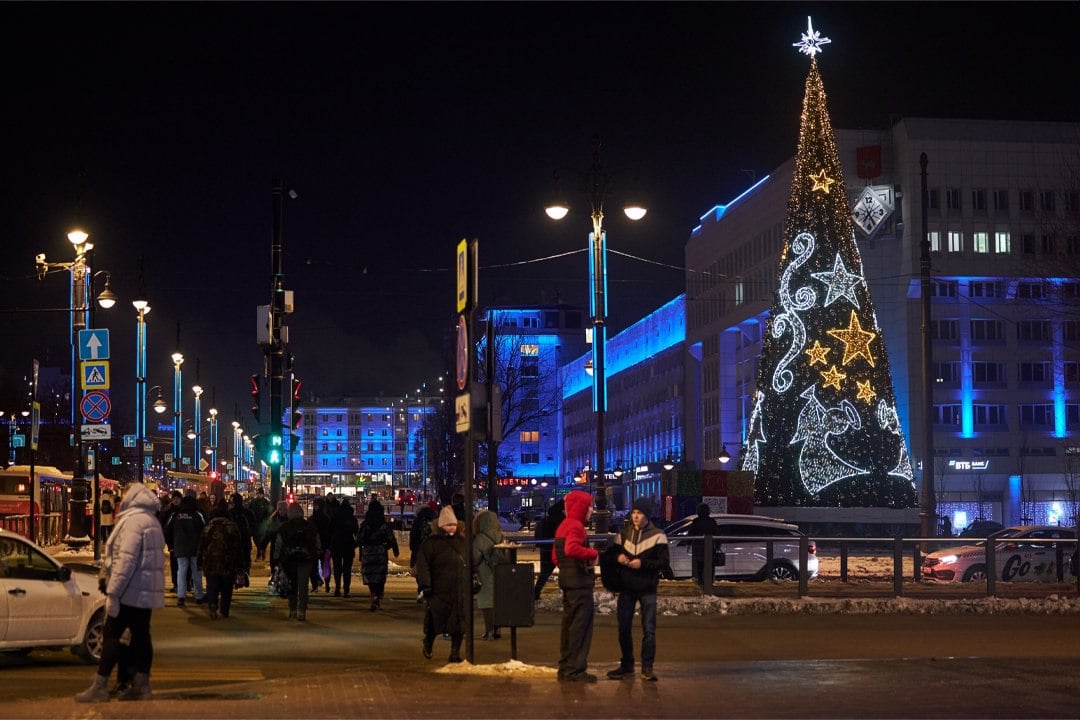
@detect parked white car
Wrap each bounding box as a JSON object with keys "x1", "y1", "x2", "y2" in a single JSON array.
[
  {"x1": 664, "y1": 513, "x2": 818, "y2": 581},
  {"x1": 0, "y1": 529, "x2": 105, "y2": 662},
  {"x1": 922, "y1": 525, "x2": 1078, "y2": 583}
]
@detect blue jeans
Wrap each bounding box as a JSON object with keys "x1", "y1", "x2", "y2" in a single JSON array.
[
  {"x1": 177, "y1": 556, "x2": 203, "y2": 600},
  {"x1": 616, "y1": 591, "x2": 657, "y2": 670}
]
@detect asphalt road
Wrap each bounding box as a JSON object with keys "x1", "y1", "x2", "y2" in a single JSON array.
[{"x1": 4, "y1": 567, "x2": 1080, "y2": 718}]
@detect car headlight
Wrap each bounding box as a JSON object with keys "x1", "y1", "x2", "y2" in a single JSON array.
[{"x1": 937, "y1": 554, "x2": 959, "y2": 565}]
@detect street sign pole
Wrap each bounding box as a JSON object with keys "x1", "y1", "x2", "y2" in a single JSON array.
[{"x1": 456, "y1": 238, "x2": 478, "y2": 664}]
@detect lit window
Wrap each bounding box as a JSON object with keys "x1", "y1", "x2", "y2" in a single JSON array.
[
  {"x1": 519, "y1": 344, "x2": 539, "y2": 356},
  {"x1": 928, "y1": 231, "x2": 941, "y2": 252},
  {"x1": 947, "y1": 231, "x2": 963, "y2": 252},
  {"x1": 735, "y1": 281, "x2": 745, "y2": 305},
  {"x1": 994, "y1": 232, "x2": 1011, "y2": 253},
  {"x1": 973, "y1": 232, "x2": 989, "y2": 253},
  {"x1": 519, "y1": 430, "x2": 540, "y2": 443}
]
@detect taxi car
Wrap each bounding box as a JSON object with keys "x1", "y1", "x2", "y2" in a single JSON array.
[
  {"x1": 922, "y1": 525, "x2": 1078, "y2": 583},
  {"x1": 664, "y1": 513, "x2": 818, "y2": 581},
  {"x1": 0, "y1": 529, "x2": 105, "y2": 662}
]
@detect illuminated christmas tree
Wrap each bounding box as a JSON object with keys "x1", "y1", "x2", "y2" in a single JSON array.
[{"x1": 741, "y1": 19, "x2": 915, "y2": 508}]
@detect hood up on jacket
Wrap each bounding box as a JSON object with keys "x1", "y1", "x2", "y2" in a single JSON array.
[
  {"x1": 563, "y1": 490, "x2": 593, "y2": 524},
  {"x1": 474, "y1": 510, "x2": 504, "y2": 543},
  {"x1": 119, "y1": 482, "x2": 160, "y2": 516}
]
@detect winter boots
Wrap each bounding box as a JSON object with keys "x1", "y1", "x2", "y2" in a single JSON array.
[
  {"x1": 74, "y1": 674, "x2": 110, "y2": 703},
  {"x1": 118, "y1": 672, "x2": 153, "y2": 700}
]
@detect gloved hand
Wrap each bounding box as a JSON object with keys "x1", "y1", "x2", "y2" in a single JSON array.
[
  {"x1": 420, "y1": 587, "x2": 432, "y2": 599},
  {"x1": 98, "y1": 576, "x2": 108, "y2": 595},
  {"x1": 105, "y1": 594, "x2": 120, "y2": 618}
]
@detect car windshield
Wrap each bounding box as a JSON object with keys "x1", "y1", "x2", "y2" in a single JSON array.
[{"x1": 972, "y1": 527, "x2": 1022, "y2": 546}]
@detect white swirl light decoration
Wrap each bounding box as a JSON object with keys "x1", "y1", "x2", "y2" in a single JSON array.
[
  {"x1": 791, "y1": 385, "x2": 866, "y2": 495},
  {"x1": 741, "y1": 391, "x2": 767, "y2": 475},
  {"x1": 876, "y1": 400, "x2": 915, "y2": 484},
  {"x1": 771, "y1": 232, "x2": 817, "y2": 393}
]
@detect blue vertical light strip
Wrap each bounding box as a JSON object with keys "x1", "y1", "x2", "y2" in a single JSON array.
[
  {"x1": 588, "y1": 232, "x2": 598, "y2": 318},
  {"x1": 135, "y1": 315, "x2": 146, "y2": 445},
  {"x1": 600, "y1": 231, "x2": 608, "y2": 318},
  {"x1": 960, "y1": 320, "x2": 973, "y2": 438},
  {"x1": 1053, "y1": 319, "x2": 1066, "y2": 437},
  {"x1": 1008, "y1": 475, "x2": 1022, "y2": 526}
]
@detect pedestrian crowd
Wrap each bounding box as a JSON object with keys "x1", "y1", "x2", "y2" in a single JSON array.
[{"x1": 76, "y1": 483, "x2": 669, "y2": 704}]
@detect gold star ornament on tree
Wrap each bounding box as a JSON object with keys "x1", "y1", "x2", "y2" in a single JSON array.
[
  {"x1": 827, "y1": 311, "x2": 877, "y2": 367},
  {"x1": 810, "y1": 169, "x2": 835, "y2": 194},
  {"x1": 820, "y1": 365, "x2": 847, "y2": 390},
  {"x1": 856, "y1": 379, "x2": 877, "y2": 403},
  {"x1": 805, "y1": 340, "x2": 830, "y2": 366}
]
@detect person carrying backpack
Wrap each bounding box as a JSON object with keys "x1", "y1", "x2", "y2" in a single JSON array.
[{"x1": 273, "y1": 503, "x2": 320, "y2": 621}]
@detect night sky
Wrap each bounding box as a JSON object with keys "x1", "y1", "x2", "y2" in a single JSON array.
[{"x1": 1, "y1": 2, "x2": 1076, "y2": 435}]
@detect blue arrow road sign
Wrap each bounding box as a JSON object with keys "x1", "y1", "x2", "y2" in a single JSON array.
[{"x1": 78, "y1": 329, "x2": 110, "y2": 360}]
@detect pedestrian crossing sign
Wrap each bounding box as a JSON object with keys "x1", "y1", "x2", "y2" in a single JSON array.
[{"x1": 80, "y1": 361, "x2": 110, "y2": 390}]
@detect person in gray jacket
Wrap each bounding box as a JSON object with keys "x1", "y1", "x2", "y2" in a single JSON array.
[{"x1": 75, "y1": 483, "x2": 166, "y2": 703}]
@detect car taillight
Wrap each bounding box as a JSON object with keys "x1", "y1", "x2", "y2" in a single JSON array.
[{"x1": 807, "y1": 540, "x2": 817, "y2": 555}]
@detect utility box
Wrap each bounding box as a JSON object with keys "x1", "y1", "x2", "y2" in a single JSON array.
[{"x1": 493, "y1": 563, "x2": 535, "y2": 628}]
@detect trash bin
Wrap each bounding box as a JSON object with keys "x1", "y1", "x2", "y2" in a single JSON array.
[{"x1": 493, "y1": 563, "x2": 535, "y2": 628}]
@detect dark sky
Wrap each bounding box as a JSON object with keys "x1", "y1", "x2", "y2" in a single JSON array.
[{"x1": 1, "y1": 2, "x2": 1077, "y2": 432}]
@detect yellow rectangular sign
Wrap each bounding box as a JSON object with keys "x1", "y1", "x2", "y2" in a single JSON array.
[{"x1": 456, "y1": 239, "x2": 467, "y2": 313}]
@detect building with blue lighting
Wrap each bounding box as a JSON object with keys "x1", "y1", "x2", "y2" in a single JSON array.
[
  {"x1": 560, "y1": 294, "x2": 686, "y2": 511},
  {"x1": 287, "y1": 397, "x2": 439, "y2": 500},
  {"x1": 686, "y1": 118, "x2": 1080, "y2": 531},
  {"x1": 481, "y1": 304, "x2": 587, "y2": 513}
]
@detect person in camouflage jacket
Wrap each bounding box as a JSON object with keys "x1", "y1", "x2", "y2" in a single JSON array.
[{"x1": 197, "y1": 501, "x2": 245, "y2": 619}]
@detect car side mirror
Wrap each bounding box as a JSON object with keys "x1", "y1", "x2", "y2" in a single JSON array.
[{"x1": 58, "y1": 566, "x2": 72, "y2": 582}]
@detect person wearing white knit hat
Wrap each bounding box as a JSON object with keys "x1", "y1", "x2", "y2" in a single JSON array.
[{"x1": 415, "y1": 505, "x2": 469, "y2": 663}]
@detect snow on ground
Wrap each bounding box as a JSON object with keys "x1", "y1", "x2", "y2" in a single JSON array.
[{"x1": 435, "y1": 659, "x2": 558, "y2": 677}]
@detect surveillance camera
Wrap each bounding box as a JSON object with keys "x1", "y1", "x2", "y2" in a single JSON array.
[{"x1": 35, "y1": 253, "x2": 46, "y2": 264}]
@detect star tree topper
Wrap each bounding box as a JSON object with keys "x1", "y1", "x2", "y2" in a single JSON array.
[{"x1": 794, "y1": 16, "x2": 831, "y2": 58}]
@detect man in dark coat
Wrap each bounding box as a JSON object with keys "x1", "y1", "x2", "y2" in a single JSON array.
[
  {"x1": 553, "y1": 489, "x2": 598, "y2": 683},
  {"x1": 228, "y1": 492, "x2": 256, "y2": 577},
  {"x1": 310, "y1": 497, "x2": 333, "y2": 592},
  {"x1": 247, "y1": 487, "x2": 273, "y2": 560},
  {"x1": 274, "y1": 503, "x2": 321, "y2": 621},
  {"x1": 686, "y1": 502, "x2": 720, "y2": 585},
  {"x1": 416, "y1": 506, "x2": 469, "y2": 663},
  {"x1": 533, "y1": 499, "x2": 565, "y2": 599},
  {"x1": 409, "y1": 503, "x2": 439, "y2": 590},
  {"x1": 606, "y1": 497, "x2": 670, "y2": 682},
  {"x1": 164, "y1": 491, "x2": 205, "y2": 607}
]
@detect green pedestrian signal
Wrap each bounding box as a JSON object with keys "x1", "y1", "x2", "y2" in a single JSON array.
[{"x1": 267, "y1": 433, "x2": 283, "y2": 466}]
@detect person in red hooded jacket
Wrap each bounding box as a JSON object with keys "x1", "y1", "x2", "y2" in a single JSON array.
[{"x1": 552, "y1": 489, "x2": 599, "y2": 682}]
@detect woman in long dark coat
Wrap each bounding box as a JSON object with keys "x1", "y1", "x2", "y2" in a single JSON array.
[
  {"x1": 328, "y1": 499, "x2": 359, "y2": 597},
  {"x1": 358, "y1": 500, "x2": 399, "y2": 611},
  {"x1": 416, "y1": 506, "x2": 469, "y2": 663}
]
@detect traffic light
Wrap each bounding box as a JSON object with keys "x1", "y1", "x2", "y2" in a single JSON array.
[
  {"x1": 266, "y1": 433, "x2": 283, "y2": 466},
  {"x1": 291, "y1": 408, "x2": 303, "y2": 432},
  {"x1": 292, "y1": 377, "x2": 302, "y2": 403},
  {"x1": 250, "y1": 374, "x2": 261, "y2": 421}
]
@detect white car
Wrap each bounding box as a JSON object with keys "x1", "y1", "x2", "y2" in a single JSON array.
[
  {"x1": 922, "y1": 525, "x2": 1078, "y2": 583},
  {"x1": 664, "y1": 513, "x2": 819, "y2": 581},
  {"x1": 0, "y1": 529, "x2": 105, "y2": 662}
]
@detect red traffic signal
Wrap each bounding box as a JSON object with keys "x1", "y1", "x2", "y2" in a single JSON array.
[
  {"x1": 250, "y1": 374, "x2": 261, "y2": 420},
  {"x1": 292, "y1": 378, "x2": 302, "y2": 403},
  {"x1": 291, "y1": 409, "x2": 303, "y2": 431}
]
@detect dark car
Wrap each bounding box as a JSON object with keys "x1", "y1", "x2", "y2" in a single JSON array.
[{"x1": 957, "y1": 520, "x2": 1005, "y2": 538}]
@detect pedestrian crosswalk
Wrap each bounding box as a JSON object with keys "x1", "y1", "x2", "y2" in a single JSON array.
[{"x1": 149, "y1": 666, "x2": 264, "y2": 682}]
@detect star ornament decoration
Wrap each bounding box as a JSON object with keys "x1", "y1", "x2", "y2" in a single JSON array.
[
  {"x1": 856, "y1": 379, "x2": 878, "y2": 403},
  {"x1": 805, "y1": 340, "x2": 830, "y2": 366},
  {"x1": 811, "y1": 254, "x2": 866, "y2": 308},
  {"x1": 810, "y1": 169, "x2": 836, "y2": 194},
  {"x1": 794, "y1": 16, "x2": 831, "y2": 58},
  {"x1": 820, "y1": 365, "x2": 847, "y2": 390},
  {"x1": 827, "y1": 311, "x2": 878, "y2": 367}
]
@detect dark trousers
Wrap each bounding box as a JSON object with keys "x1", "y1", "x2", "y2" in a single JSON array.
[
  {"x1": 558, "y1": 587, "x2": 595, "y2": 678},
  {"x1": 367, "y1": 580, "x2": 385, "y2": 598},
  {"x1": 332, "y1": 552, "x2": 354, "y2": 593},
  {"x1": 616, "y1": 591, "x2": 657, "y2": 670},
  {"x1": 534, "y1": 558, "x2": 555, "y2": 599},
  {"x1": 98, "y1": 605, "x2": 153, "y2": 678},
  {"x1": 423, "y1": 612, "x2": 462, "y2": 657},
  {"x1": 285, "y1": 560, "x2": 312, "y2": 611},
  {"x1": 205, "y1": 574, "x2": 235, "y2": 616}
]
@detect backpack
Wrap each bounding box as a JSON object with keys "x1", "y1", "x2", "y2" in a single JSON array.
[{"x1": 100, "y1": 498, "x2": 114, "y2": 515}]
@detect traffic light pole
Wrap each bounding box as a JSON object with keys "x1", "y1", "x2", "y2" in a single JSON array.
[{"x1": 269, "y1": 180, "x2": 286, "y2": 507}]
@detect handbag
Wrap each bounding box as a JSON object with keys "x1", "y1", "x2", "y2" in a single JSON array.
[
  {"x1": 471, "y1": 572, "x2": 483, "y2": 595},
  {"x1": 235, "y1": 569, "x2": 250, "y2": 589},
  {"x1": 267, "y1": 566, "x2": 292, "y2": 598}
]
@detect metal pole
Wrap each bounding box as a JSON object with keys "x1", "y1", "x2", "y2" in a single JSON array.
[
  {"x1": 919, "y1": 153, "x2": 937, "y2": 539},
  {"x1": 269, "y1": 180, "x2": 285, "y2": 507},
  {"x1": 68, "y1": 242, "x2": 91, "y2": 541},
  {"x1": 589, "y1": 140, "x2": 610, "y2": 534},
  {"x1": 136, "y1": 308, "x2": 147, "y2": 484}
]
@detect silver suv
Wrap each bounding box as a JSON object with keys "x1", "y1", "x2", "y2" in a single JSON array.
[{"x1": 664, "y1": 513, "x2": 818, "y2": 581}]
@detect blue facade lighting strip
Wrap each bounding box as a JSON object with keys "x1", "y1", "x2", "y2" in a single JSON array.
[{"x1": 691, "y1": 175, "x2": 771, "y2": 235}]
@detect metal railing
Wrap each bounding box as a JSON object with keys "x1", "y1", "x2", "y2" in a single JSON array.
[
  {"x1": 0, "y1": 513, "x2": 66, "y2": 546},
  {"x1": 508, "y1": 532, "x2": 1080, "y2": 599}
]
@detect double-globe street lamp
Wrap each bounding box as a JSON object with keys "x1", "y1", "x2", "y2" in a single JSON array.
[
  {"x1": 171, "y1": 350, "x2": 183, "y2": 471},
  {"x1": 36, "y1": 229, "x2": 116, "y2": 541},
  {"x1": 545, "y1": 137, "x2": 646, "y2": 532}
]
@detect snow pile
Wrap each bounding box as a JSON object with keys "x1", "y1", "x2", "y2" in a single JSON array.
[
  {"x1": 537, "y1": 591, "x2": 1080, "y2": 616},
  {"x1": 435, "y1": 659, "x2": 557, "y2": 677}
]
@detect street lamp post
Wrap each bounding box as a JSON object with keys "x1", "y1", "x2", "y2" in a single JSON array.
[
  {"x1": 192, "y1": 384, "x2": 203, "y2": 472},
  {"x1": 171, "y1": 350, "x2": 184, "y2": 470},
  {"x1": 208, "y1": 407, "x2": 218, "y2": 473},
  {"x1": 232, "y1": 420, "x2": 241, "y2": 486},
  {"x1": 145, "y1": 386, "x2": 166, "y2": 483},
  {"x1": 545, "y1": 136, "x2": 646, "y2": 533},
  {"x1": 133, "y1": 289, "x2": 151, "y2": 483},
  {"x1": 37, "y1": 229, "x2": 117, "y2": 542}
]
